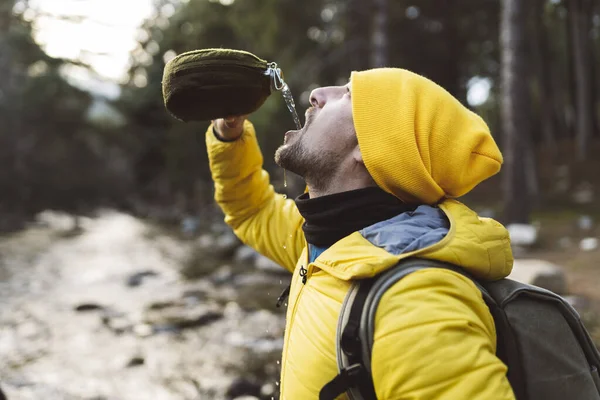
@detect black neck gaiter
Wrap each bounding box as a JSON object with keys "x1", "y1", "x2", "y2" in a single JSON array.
[{"x1": 294, "y1": 187, "x2": 417, "y2": 248}]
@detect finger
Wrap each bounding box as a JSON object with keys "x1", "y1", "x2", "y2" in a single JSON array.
[{"x1": 224, "y1": 116, "x2": 247, "y2": 129}]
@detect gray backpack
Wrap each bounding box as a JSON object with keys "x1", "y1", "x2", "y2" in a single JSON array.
[{"x1": 320, "y1": 258, "x2": 600, "y2": 400}]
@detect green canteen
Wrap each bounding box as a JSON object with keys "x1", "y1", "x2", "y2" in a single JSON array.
[{"x1": 162, "y1": 48, "x2": 278, "y2": 122}]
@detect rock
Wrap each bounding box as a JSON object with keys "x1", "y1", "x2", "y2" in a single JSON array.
[
  {"x1": 125, "y1": 356, "x2": 145, "y2": 368},
  {"x1": 577, "y1": 215, "x2": 594, "y2": 231},
  {"x1": 507, "y1": 224, "x2": 538, "y2": 247},
  {"x1": 580, "y1": 237, "x2": 598, "y2": 252},
  {"x1": 181, "y1": 289, "x2": 206, "y2": 301},
  {"x1": 101, "y1": 311, "x2": 131, "y2": 334},
  {"x1": 146, "y1": 300, "x2": 181, "y2": 310},
  {"x1": 231, "y1": 273, "x2": 289, "y2": 311},
  {"x1": 572, "y1": 182, "x2": 594, "y2": 204},
  {"x1": 508, "y1": 259, "x2": 567, "y2": 294},
  {"x1": 74, "y1": 303, "x2": 104, "y2": 312},
  {"x1": 226, "y1": 378, "x2": 261, "y2": 400},
  {"x1": 133, "y1": 323, "x2": 153, "y2": 338},
  {"x1": 34, "y1": 210, "x2": 77, "y2": 231},
  {"x1": 126, "y1": 270, "x2": 158, "y2": 287},
  {"x1": 180, "y1": 216, "x2": 200, "y2": 237},
  {"x1": 210, "y1": 264, "x2": 234, "y2": 285},
  {"x1": 143, "y1": 303, "x2": 223, "y2": 331},
  {"x1": 197, "y1": 233, "x2": 216, "y2": 248},
  {"x1": 173, "y1": 311, "x2": 223, "y2": 330},
  {"x1": 181, "y1": 246, "x2": 224, "y2": 279},
  {"x1": 234, "y1": 246, "x2": 258, "y2": 264},
  {"x1": 254, "y1": 254, "x2": 283, "y2": 273},
  {"x1": 215, "y1": 231, "x2": 241, "y2": 253},
  {"x1": 261, "y1": 382, "x2": 277, "y2": 398}
]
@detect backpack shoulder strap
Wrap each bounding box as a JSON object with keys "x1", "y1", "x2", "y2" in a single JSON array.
[
  {"x1": 320, "y1": 277, "x2": 377, "y2": 400},
  {"x1": 320, "y1": 257, "x2": 498, "y2": 400}
]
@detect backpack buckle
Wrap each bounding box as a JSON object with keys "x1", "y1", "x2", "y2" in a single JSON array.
[{"x1": 319, "y1": 364, "x2": 365, "y2": 400}]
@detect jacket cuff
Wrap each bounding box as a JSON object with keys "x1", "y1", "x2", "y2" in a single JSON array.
[{"x1": 212, "y1": 126, "x2": 240, "y2": 143}]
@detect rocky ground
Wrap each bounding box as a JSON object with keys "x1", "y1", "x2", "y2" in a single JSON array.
[
  {"x1": 0, "y1": 209, "x2": 598, "y2": 400},
  {"x1": 0, "y1": 211, "x2": 290, "y2": 400}
]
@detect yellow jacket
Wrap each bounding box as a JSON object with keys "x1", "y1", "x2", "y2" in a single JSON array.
[{"x1": 207, "y1": 121, "x2": 515, "y2": 400}]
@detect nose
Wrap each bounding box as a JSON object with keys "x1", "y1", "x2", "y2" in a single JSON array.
[{"x1": 309, "y1": 86, "x2": 345, "y2": 108}]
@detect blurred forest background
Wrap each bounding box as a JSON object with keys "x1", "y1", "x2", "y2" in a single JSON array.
[
  {"x1": 1, "y1": 1, "x2": 600, "y2": 398},
  {"x1": 1, "y1": 0, "x2": 599, "y2": 230}
]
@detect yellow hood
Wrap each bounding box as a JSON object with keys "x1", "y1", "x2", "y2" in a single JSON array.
[
  {"x1": 311, "y1": 199, "x2": 513, "y2": 282},
  {"x1": 351, "y1": 68, "x2": 503, "y2": 205}
]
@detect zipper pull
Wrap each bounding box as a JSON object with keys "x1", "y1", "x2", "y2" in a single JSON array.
[
  {"x1": 299, "y1": 266, "x2": 308, "y2": 285},
  {"x1": 276, "y1": 285, "x2": 290, "y2": 308}
]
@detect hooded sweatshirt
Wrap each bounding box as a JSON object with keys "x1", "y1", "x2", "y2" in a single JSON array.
[{"x1": 206, "y1": 68, "x2": 515, "y2": 399}]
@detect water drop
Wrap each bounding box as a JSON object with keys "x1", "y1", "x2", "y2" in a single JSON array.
[
  {"x1": 282, "y1": 194, "x2": 287, "y2": 199},
  {"x1": 276, "y1": 360, "x2": 280, "y2": 365},
  {"x1": 283, "y1": 245, "x2": 287, "y2": 249},
  {"x1": 276, "y1": 382, "x2": 280, "y2": 386},
  {"x1": 279, "y1": 279, "x2": 282, "y2": 284},
  {"x1": 279, "y1": 80, "x2": 300, "y2": 191},
  {"x1": 281, "y1": 84, "x2": 302, "y2": 130}
]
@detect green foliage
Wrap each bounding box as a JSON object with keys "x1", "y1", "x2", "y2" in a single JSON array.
[
  {"x1": 1, "y1": 0, "x2": 599, "y2": 221},
  {"x1": 0, "y1": 3, "x2": 131, "y2": 222}
]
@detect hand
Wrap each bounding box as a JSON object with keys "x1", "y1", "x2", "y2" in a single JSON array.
[{"x1": 212, "y1": 115, "x2": 247, "y2": 141}]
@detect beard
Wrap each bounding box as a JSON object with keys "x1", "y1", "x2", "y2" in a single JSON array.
[{"x1": 274, "y1": 134, "x2": 342, "y2": 193}]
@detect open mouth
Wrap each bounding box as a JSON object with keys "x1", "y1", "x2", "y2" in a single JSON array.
[{"x1": 284, "y1": 107, "x2": 316, "y2": 144}]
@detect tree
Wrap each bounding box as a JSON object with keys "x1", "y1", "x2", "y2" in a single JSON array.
[
  {"x1": 371, "y1": 0, "x2": 388, "y2": 67},
  {"x1": 531, "y1": 0, "x2": 558, "y2": 154},
  {"x1": 501, "y1": 0, "x2": 531, "y2": 224},
  {"x1": 567, "y1": 0, "x2": 595, "y2": 160}
]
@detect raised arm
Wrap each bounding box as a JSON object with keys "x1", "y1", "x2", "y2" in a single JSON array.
[
  {"x1": 371, "y1": 268, "x2": 515, "y2": 400},
  {"x1": 206, "y1": 119, "x2": 305, "y2": 272}
]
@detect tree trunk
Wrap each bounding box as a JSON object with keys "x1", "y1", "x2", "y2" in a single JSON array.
[
  {"x1": 370, "y1": 0, "x2": 388, "y2": 68},
  {"x1": 568, "y1": 0, "x2": 594, "y2": 160},
  {"x1": 345, "y1": 0, "x2": 370, "y2": 72},
  {"x1": 531, "y1": 0, "x2": 558, "y2": 155},
  {"x1": 501, "y1": 0, "x2": 531, "y2": 224},
  {"x1": 0, "y1": 1, "x2": 17, "y2": 209}
]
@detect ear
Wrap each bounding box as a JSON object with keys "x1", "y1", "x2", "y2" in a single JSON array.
[{"x1": 352, "y1": 145, "x2": 364, "y2": 165}]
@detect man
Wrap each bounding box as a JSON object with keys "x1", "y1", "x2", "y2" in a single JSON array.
[{"x1": 207, "y1": 68, "x2": 515, "y2": 399}]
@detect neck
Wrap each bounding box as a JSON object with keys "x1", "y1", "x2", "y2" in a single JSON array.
[
  {"x1": 306, "y1": 165, "x2": 377, "y2": 198},
  {"x1": 307, "y1": 181, "x2": 376, "y2": 198}
]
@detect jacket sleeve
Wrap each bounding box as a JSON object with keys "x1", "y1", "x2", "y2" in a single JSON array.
[
  {"x1": 371, "y1": 268, "x2": 515, "y2": 400},
  {"x1": 206, "y1": 120, "x2": 305, "y2": 272}
]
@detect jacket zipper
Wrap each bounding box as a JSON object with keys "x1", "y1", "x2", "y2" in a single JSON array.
[
  {"x1": 276, "y1": 243, "x2": 312, "y2": 307},
  {"x1": 279, "y1": 243, "x2": 311, "y2": 396}
]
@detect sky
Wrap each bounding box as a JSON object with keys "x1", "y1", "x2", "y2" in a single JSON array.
[{"x1": 19, "y1": 0, "x2": 157, "y2": 98}]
